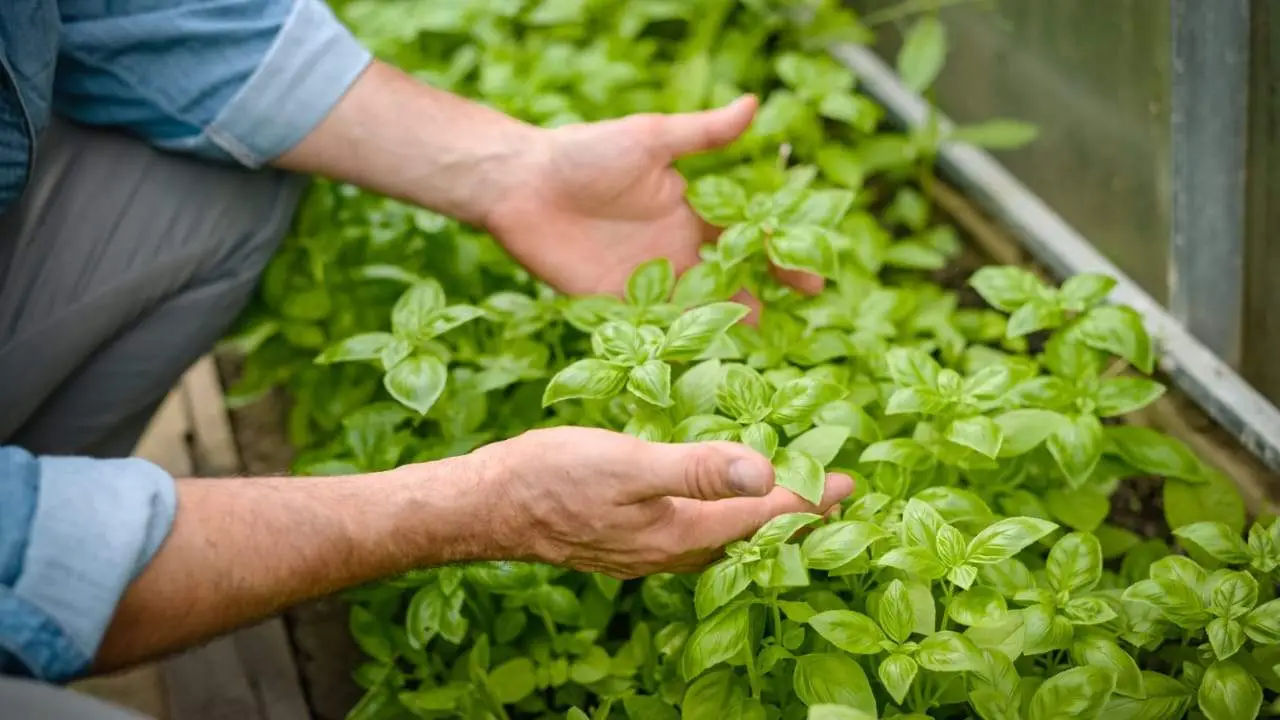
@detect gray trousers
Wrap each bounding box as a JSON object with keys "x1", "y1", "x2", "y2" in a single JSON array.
[{"x1": 0, "y1": 119, "x2": 303, "y2": 716}]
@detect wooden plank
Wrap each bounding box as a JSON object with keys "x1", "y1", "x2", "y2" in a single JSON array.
[
  {"x1": 232, "y1": 620, "x2": 312, "y2": 720},
  {"x1": 163, "y1": 638, "x2": 261, "y2": 720},
  {"x1": 182, "y1": 356, "x2": 242, "y2": 476}
]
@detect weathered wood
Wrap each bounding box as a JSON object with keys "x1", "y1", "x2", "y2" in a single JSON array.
[{"x1": 182, "y1": 356, "x2": 242, "y2": 476}]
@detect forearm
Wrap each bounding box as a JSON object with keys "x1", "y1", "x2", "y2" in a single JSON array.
[
  {"x1": 274, "y1": 60, "x2": 543, "y2": 228},
  {"x1": 94, "y1": 457, "x2": 491, "y2": 673}
]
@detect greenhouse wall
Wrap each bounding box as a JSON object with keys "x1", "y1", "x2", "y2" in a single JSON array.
[{"x1": 850, "y1": 0, "x2": 1280, "y2": 412}]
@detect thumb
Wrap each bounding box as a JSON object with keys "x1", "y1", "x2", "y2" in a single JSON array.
[
  {"x1": 625, "y1": 440, "x2": 775, "y2": 502},
  {"x1": 657, "y1": 95, "x2": 758, "y2": 158}
]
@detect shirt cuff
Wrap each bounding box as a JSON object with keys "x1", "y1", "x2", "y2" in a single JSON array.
[
  {"x1": 0, "y1": 453, "x2": 177, "y2": 681},
  {"x1": 197, "y1": 0, "x2": 373, "y2": 167}
]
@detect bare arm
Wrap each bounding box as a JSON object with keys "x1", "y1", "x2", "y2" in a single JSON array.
[
  {"x1": 273, "y1": 60, "x2": 542, "y2": 229},
  {"x1": 94, "y1": 456, "x2": 487, "y2": 672},
  {"x1": 93, "y1": 430, "x2": 849, "y2": 674}
]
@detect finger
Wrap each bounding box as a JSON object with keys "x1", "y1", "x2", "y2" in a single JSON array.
[
  {"x1": 770, "y1": 265, "x2": 825, "y2": 295},
  {"x1": 624, "y1": 440, "x2": 775, "y2": 503},
  {"x1": 658, "y1": 95, "x2": 758, "y2": 159},
  {"x1": 693, "y1": 472, "x2": 856, "y2": 547}
]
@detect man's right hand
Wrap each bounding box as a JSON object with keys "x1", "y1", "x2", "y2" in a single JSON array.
[{"x1": 458, "y1": 427, "x2": 855, "y2": 578}]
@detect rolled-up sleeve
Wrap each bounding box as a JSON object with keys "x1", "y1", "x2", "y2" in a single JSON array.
[
  {"x1": 53, "y1": 0, "x2": 373, "y2": 167},
  {"x1": 0, "y1": 447, "x2": 176, "y2": 681}
]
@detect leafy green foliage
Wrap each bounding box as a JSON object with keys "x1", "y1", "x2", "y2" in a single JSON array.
[{"x1": 223, "y1": 0, "x2": 1270, "y2": 717}]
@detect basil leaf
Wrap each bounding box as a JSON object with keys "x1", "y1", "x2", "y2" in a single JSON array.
[
  {"x1": 806, "y1": 610, "x2": 884, "y2": 654},
  {"x1": 542, "y1": 358, "x2": 628, "y2": 406}
]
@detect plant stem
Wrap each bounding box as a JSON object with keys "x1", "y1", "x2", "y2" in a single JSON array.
[{"x1": 769, "y1": 590, "x2": 783, "y2": 640}]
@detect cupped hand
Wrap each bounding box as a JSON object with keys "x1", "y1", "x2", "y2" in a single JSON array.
[
  {"x1": 467, "y1": 426, "x2": 854, "y2": 578},
  {"x1": 484, "y1": 97, "x2": 823, "y2": 301}
]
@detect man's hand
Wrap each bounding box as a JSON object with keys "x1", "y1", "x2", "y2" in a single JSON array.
[
  {"x1": 466, "y1": 427, "x2": 854, "y2": 578},
  {"x1": 486, "y1": 97, "x2": 824, "y2": 299},
  {"x1": 277, "y1": 62, "x2": 821, "y2": 302}
]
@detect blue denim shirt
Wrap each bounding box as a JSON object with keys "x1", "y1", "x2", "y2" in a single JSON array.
[{"x1": 0, "y1": 0, "x2": 372, "y2": 681}]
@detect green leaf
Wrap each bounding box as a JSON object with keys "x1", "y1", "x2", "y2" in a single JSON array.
[
  {"x1": 967, "y1": 517, "x2": 1059, "y2": 564},
  {"x1": 673, "y1": 262, "x2": 729, "y2": 308},
  {"x1": 752, "y1": 512, "x2": 822, "y2": 547},
  {"x1": 901, "y1": 497, "x2": 947, "y2": 549},
  {"x1": 767, "y1": 225, "x2": 839, "y2": 278},
  {"x1": 949, "y1": 587, "x2": 1008, "y2": 627},
  {"x1": 896, "y1": 16, "x2": 947, "y2": 92},
  {"x1": 969, "y1": 267, "x2": 1044, "y2": 313},
  {"x1": 384, "y1": 354, "x2": 448, "y2": 415},
  {"x1": 801, "y1": 521, "x2": 888, "y2": 570},
  {"x1": 682, "y1": 670, "x2": 760, "y2": 720},
  {"x1": 542, "y1": 359, "x2": 628, "y2": 406},
  {"x1": 1047, "y1": 413, "x2": 1104, "y2": 487},
  {"x1": 1062, "y1": 597, "x2": 1117, "y2": 625},
  {"x1": 624, "y1": 696, "x2": 678, "y2": 720},
  {"x1": 1173, "y1": 522, "x2": 1252, "y2": 564},
  {"x1": 627, "y1": 259, "x2": 676, "y2": 306},
  {"x1": 947, "y1": 415, "x2": 1004, "y2": 458},
  {"x1": 316, "y1": 332, "x2": 394, "y2": 364},
  {"x1": 695, "y1": 559, "x2": 751, "y2": 619},
  {"x1": 688, "y1": 176, "x2": 748, "y2": 225},
  {"x1": 806, "y1": 610, "x2": 884, "y2": 654},
  {"x1": 592, "y1": 321, "x2": 643, "y2": 363},
  {"x1": 1045, "y1": 486, "x2": 1110, "y2": 532},
  {"x1": 949, "y1": 119, "x2": 1039, "y2": 149},
  {"x1": 1197, "y1": 660, "x2": 1262, "y2": 720},
  {"x1": 1074, "y1": 306, "x2": 1154, "y2": 373},
  {"x1": 816, "y1": 146, "x2": 866, "y2": 192},
  {"x1": 787, "y1": 426, "x2": 851, "y2": 466},
  {"x1": 716, "y1": 223, "x2": 766, "y2": 270},
  {"x1": 792, "y1": 653, "x2": 877, "y2": 715},
  {"x1": 673, "y1": 414, "x2": 741, "y2": 442},
  {"x1": 1107, "y1": 426, "x2": 1210, "y2": 483},
  {"x1": 1244, "y1": 599, "x2": 1280, "y2": 644},
  {"x1": 680, "y1": 602, "x2": 752, "y2": 680},
  {"x1": 994, "y1": 409, "x2": 1069, "y2": 457},
  {"x1": 423, "y1": 304, "x2": 486, "y2": 338},
  {"x1": 1071, "y1": 631, "x2": 1145, "y2": 699},
  {"x1": 916, "y1": 630, "x2": 984, "y2": 673},
  {"x1": 1060, "y1": 274, "x2": 1117, "y2": 309},
  {"x1": 1093, "y1": 377, "x2": 1166, "y2": 417},
  {"x1": 629, "y1": 359, "x2": 674, "y2": 407},
  {"x1": 673, "y1": 359, "x2": 724, "y2": 420},
  {"x1": 884, "y1": 347, "x2": 942, "y2": 388},
  {"x1": 1046, "y1": 532, "x2": 1103, "y2": 593},
  {"x1": 740, "y1": 422, "x2": 779, "y2": 460},
  {"x1": 877, "y1": 546, "x2": 946, "y2": 579},
  {"x1": 488, "y1": 657, "x2": 536, "y2": 703},
  {"x1": 1207, "y1": 617, "x2": 1247, "y2": 660},
  {"x1": 1027, "y1": 665, "x2": 1117, "y2": 720},
  {"x1": 805, "y1": 706, "x2": 876, "y2": 720},
  {"x1": 1022, "y1": 603, "x2": 1075, "y2": 655},
  {"x1": 1208, "y1": 570, "x2": 1258, "y2": 619},
  {"x1": 391, "y1": 280, "x2": 446, "y2": 338},
  {"x1": 878, "y1": 579, "x2": 916, "y2": 644},
  {"x1": 773, "y1": 448, "x2": 827, "y2": 505},
  {"x1": 1164, "y1": 473, "x2": 1247, "y2": 542},
  {"x1": 770, "y1": 377, "x2": 845, "y2": 426},
  {"x1": 1103, "y1": 671, "x2": 1192, "y2": 720},
  {"x1": 877, "y1": 654, "x2": 918, "y2": 705},
  {"x1": 718, "y1": 364, "x2": 772, "y2": 423},
  {"x1": 1007, "y1": 299, "x2": 1065, "y2": 338},
  {"x1": 663, "y1": 303, "x2": 750, "y2": 361}
]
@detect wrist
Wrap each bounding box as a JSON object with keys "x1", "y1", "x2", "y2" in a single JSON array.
[{"x1": 382, "y1": 448, "x2": 520, "y2": 567}]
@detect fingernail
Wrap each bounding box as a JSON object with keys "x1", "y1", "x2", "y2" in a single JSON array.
[{"x1": 729, "y1": 459, "x2": 771, "y2": 497}]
